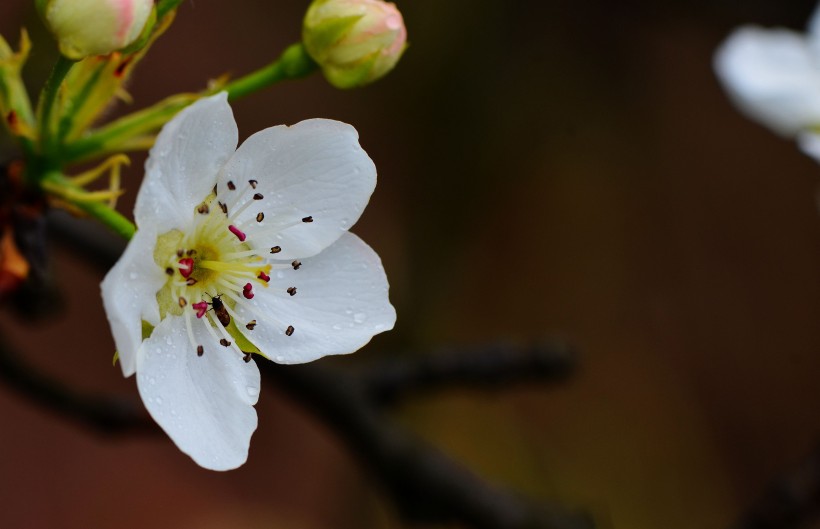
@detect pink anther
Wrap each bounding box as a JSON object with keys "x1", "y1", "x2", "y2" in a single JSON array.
[
  {"x1": 192, "y1": 301, "x2": 208, "y2": 318},
  {"x1": 257, "y1": 271, "x2": 270, "y2": 283},
  {"x1": 228, "y1": 225, "x2": 247, "y2": 242},
  {"x1": 178, "y1": 257, "x2": 194, "y2": 278},
  {"x1": 242, "y1": 283, "x2": 254, "y2": 299}
]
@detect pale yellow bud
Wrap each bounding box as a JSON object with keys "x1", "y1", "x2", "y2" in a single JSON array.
[
  {"x1": 39, "y1": 0, "x2": 155, "y2": 59},
  {"x1": 303, "y1": 0, "x2": 407, "y2": 89}
]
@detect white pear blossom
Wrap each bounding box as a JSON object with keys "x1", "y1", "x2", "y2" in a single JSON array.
[
  {"x1": 714, "y1": 3, "x2": 820, "y2": 161},
  {"x1": 101, "y1": 92, "x2": 396, "y2": 470}
]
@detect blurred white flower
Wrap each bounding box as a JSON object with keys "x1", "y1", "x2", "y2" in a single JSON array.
[
  {"x1": 101, "y1": 92, "x2": 396, "y2": 470},
  {"x1": 714, "y1": 4, "x2": 820, "y2": 160}
]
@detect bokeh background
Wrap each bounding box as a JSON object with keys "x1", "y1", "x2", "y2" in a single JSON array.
[{"x1": 1, "y1": 1, "x2": 820, "y2": 528}]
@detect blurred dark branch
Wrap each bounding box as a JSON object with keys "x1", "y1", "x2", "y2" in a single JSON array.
[
  {"x1": 36, "y1": 211, "x2": 593, "y2": 528},
  {"x1": 265, "y1": 360, "x2": 593, "y2": 529},
  {"x1": 0, "y1": 330, "x2": 159, "y2": 435},
  {"x1": 361, "y1": 340, "x2": 577, "y2": 406},
  {"x1": 731, "y1": 443, "x2": 820, "y2": 529}
]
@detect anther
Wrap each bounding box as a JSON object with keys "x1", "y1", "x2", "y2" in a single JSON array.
[
  {"x1": 197, "y1": 204, "x2": 209, "y2": 215},
  {"x1": 219, "y1": 202, "x2": 228, "y2": 215},
  {"x1": 243, "y1": 352, "x2": 252, "y2": 363},
  {"x1": 178, "y1": 257, "x2": 194, "y2": 278},
  {"x1": 258, "y1": 271, "x2": 270, "y2": 282},
  {"x1": 253, "y1": 193, "x2": 264, "y2": 200},
  {"x1": 220, "y1": 338, "x2": 231, "y2": 347},
  {"x1": 196, "y1": 345, "x2": 204, "y2": 357},
  {"x1": 178, "y1": 296, "x2": 188, "y2": 308},
  {"x1": 249, "y1": 179, "x2": 258, "y2": 189},
  {"x1": 243, "y1": 283, "x2": 255, "y2": 299},
  {"x1": 270, "y1": 246, "x2": 281, "y2": 254},
  {"x1": 192, "y1": 301, "x2": 208, "y2": 318},
  {"x1": 186, "y1": 277, "x2": 198, "y2": 286},
  {"x1": 229, "y1": 225, "x2": 247, "y2": 242},
  {"x1": 302, "y1": 216, "x2": 313, "y2": 223},
  {"x1": 227, "y1": 180, "x2": 236, "y2": 190},
  {"x1": 186, "y1": 249, "x2": 197, "y2": 256},
  {"x1": 165, "y1": 267, "x2": 174, "y2": 276},
  {"x1": 246, "y1": 320, "x2": 257, "y2": 330},
  {"x1": 291, "y1": 260, "x2": 301, "y2": 270},
  {"x1": 285, "y1": 325, "x2": 295, "y2": 336},
  {"x1": 256, "y1": 212, "x2": 264, "y2": 222},
  {"x1": 176, "y1": 249, "x2": 184, "y2": 258},
  {"x1": 287, "y1": 287, "x2": 297, "y2": 296}
]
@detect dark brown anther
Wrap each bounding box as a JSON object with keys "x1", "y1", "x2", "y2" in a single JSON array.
[
  {"x1": 287, "y1": 287, "x2": 297, "y2": 296},
  {"x1": 253, "y1": 193, "x2": 264, "y2": 201},
  {"x1": 246, "y1": 320, "x2": 257, "y2": 330},
  {"x1": 220, "y1": 338, "x2": 231, "y2": 347},
  {"x1": 212, "y1": 184, "x2": 218, "y2": 195},
  {"x1": 178, "y1": 297, "x2": 187, "y2": 307},
  {"x1": 243, "y1": 352, "x2": 252, "y2": 363},
  {"x1": 256, "y1": 212, "x2": 264, "y2": 222},
  {"x1": 291, "y1": 260, "x2": 301, "y2": 270},
  {"x1": 219, "y1": 202, "x2": 228, "y2": 215},
  {"x1": 302, "y1": 216, "x2": 313, "y2": 223},
  {"x1": 227, "y1": 180, "x2": 236, "y2": 190},
  {"x1": 249, "y1": 180, "x2": 258, "y2": 189},
  {"x1": 165, "y1": 267, "x2": 174, "y2": 276},
  {"x1": 196, "y1": 345, "x2": 204, "y2": 357},
  {"x1": 186, "y1": 249, "x2": 197, "y2": 256},
  {"x1": 176, "y1": 249, "x2": 184, "y2": 257},
  {"x1": 186, "y1": 278, "x2": 198, "y2": 286},
  {"x1": 197, "y1": 204, "x2": 210, "y2": 215},
  {"x1": 285, "y1": 325, "x2": 295, "y2": 336},
  {"x1": 6, "y1": 110, "x2": 17, "y2": 128},
  {"x1": 270, "y1": 246, "x2": 281, "y2": 254}
]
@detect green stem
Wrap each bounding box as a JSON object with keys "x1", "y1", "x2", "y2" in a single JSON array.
[
  {"x1": 225, "y1": 43, "x2": 318, "y2": 101},
  {"x1": 63, "y1": 43, "x2": 318, "y2": 164},
  {"x1": 37, "y1": 55, "x2": 75, "y2": 155},
  {"x1": 42, "y1": 172, "x2": 135, "y2": 240}
]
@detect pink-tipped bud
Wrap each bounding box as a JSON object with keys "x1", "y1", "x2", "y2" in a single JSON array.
[
  {"x1": 303, "y1": 0, "x2": 407, "y2": 89},
  {"x1": 38, "y1": 0, "x2": 155, "y2": 59}
]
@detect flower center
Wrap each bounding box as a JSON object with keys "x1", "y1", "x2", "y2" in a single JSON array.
[{"x1": 152, "y1": 179, "x2": 313, "y2": 362}]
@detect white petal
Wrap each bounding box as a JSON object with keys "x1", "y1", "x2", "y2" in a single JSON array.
[
  {"x1": 137, "y1": 316, "x2": 260, "y2": 471},
  {"x1": 807, "y1": 2, "x2": 820, "y2": 50},
  {"x1": 100, "y1": 227, "x2": 165, "y2": 377},
  {"x1": 714, "y1": 26, "x2": 820, "y2": 136},
  {"x1": 217, "y1": 119, "x2": 376, "y2": 259},
  {"x1": 797, "y1": 130, "x2": 820, "y2": 161},
  {"x1": 135, "y1": 93, "x2": 238, "y2": 230},
  {"x1": 237, "y1": 232, "x2": 395, "y2": 364}
]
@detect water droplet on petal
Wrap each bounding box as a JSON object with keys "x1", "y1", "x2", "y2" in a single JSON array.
[
  {"x1": 155, "y1": 396, "x2": 163, "y2": 405},
  {"x1": 129, "y1": 272, "x2": 138, "y2": 280},
  {"x1": 247, "y1": 386, "x2": 259, "y2": 397},
  {"x1": 353, "y1": 312, "x2": 367, "y2": 323},
  {"x1": 332, "y1": 324, "x2": 343, "y2": 330}
]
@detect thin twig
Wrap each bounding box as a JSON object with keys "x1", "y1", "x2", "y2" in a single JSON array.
[
  {"x1": 265, "y1": 361, "x2": 593, "y2": 529},
  {"x1": 0, "y1": 330, "x2": 158, "y2": 435},
  {"x1": 360, "y1": 340, "x2": 577, "y2": 406}
]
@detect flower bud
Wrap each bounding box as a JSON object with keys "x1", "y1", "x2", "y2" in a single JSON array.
[
  {"x1": 38, "y1": 0, "x2": 155, "y2": 60},
  {"x1": 303, "y1": 0, "x2": 407, "y2": 89}
]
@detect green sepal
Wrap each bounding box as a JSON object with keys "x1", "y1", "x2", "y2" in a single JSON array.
[
  {"x1": 0, "y1": 30, "x2": 36, "y2": 141},
  {"x1": 303, "y1": 15, "x2": 363, "y2": 62}
]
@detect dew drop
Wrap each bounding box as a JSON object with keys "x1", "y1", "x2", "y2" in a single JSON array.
[
  {"x1": 246, "y1": 386, "x2": 260, "y2": 397},
  {"x1": 129, "y1": 272, "x2": 138, "y2": 280},
  {"x1": 276, "y1": 271, "x2": 285, "y2": 279},
  {"x1": 353, "y1": 312, "x2": 367, "y2": 323},
  {"x1": 155, "y1": 396, "x2": 163, "y2": 405},
  {"x1": 332, "y1": 324, "x2": 343, "y2": 331}
]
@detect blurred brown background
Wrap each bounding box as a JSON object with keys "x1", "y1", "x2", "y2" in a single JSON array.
[{"x1": 1, "y1": 1, "x2": 820, "y2": 528}]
